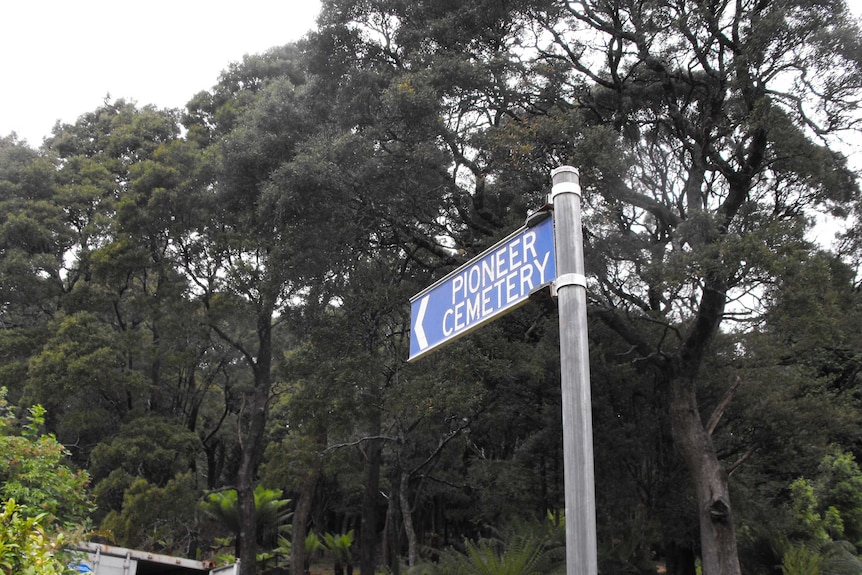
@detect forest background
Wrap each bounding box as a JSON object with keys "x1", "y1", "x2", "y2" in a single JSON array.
[{"x1": 2, "y1": 0, "x2": 862, "y2": 574}]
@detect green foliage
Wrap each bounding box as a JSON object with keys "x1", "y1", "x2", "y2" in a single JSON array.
[
  {"x1": 23, "y1": 312, "x2": 147, "y2": 454},
  {"x1": 323, "y1": 530, "x2": 354, "y2": 565},
  {"x1": 411, "y1": 536, "x2": 562, "y2": 575},
  {"x1": 780, "y1": 541, "x2": 862, "y2": 575},
  {"x1": 790, "y1": 478, "x2": 843, "y2": 543},
  {"x1": 304, "y1": 532, "x2": 325, "y2": 572},
  {"x1": 0, "y1": 499, "x2": 75, "y2": 575},
  {"x1": 202, "y1": 489, "x2": 240, "y2": 534},
  {"x1": 99, "y1": 473, "x2": 198, "y2": 553},
  {"x1": 817, "y1": 451, "x2": 862, "y2": 545},
  {"x1": 208, "y1": 536, "x2": 238, "y2": 567},
  {"x1": 789, "y1": 450, "x2": 862, "y2": 549},
  {"x1": 410, "y1": 519, "x2": 565, "y2": 575},
  {"x1": 0, "y1": 387, "x2": 92, "y2": 527},
  {"x1": 305, "y1": 531, "x2": 323, "y2": 556},
  {"x1": 89, "y1": 416, "x2": 201, "y2": 487},
  {"x1": 781, "y1": 544, "x2": 822, "y2": 575},
  {"x1": 0, "y1": 390, "x2": 90, "y2": 573},
  {"x1": 275, "y1": 534, "x2": 292, "y2": 555},
  {"x1": 200, "y1": 486, "x2": 292, "y2": 550}
]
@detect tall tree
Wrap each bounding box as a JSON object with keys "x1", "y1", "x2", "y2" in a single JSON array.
[
  {"x1": 25, "y1": 101, "x2": 210, "y2": 463},
  {"x1": 0, "y1": 136, "x2": 70, "y2": 401},
  {"x1": 182, "y1": 43, "x2": 374, "y2": 573},
  {"x1": 16, "y1": 101, "x2": 238, "y2": 551},
  {"x1": 524, "y1": 1, "x2": 862, "y2": 573}
]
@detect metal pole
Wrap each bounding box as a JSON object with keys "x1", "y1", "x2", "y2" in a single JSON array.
[{"x1": 551, "y1": 166, "x2": 597, "y2": 575}]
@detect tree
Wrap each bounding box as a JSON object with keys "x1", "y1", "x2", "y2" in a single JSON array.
[
  {"x1": 182, "y1": 43, "x2": 370, "y2": 574},
  {"x1": 302, "y1": 6, "x2": 554, "y2": 568},
  {"x1": 100, "y1": 473, "x2": 200, "y2": 555},
  {"x1": 23, "y1": 100, "x2": 215, "y2": 470},
  {"x1": 695, "y1": 250, "x2": 862, "y2": 573},
  {"x1": 89, "y1": 415, "x2": 203, "y2": 535},
  {"x1": 33, "y1": 98, "x2": 242, "y2": 551},
  {"x1": 0, "y1": 135, "x2": 69, "y2": 315},
  {"x1": 0, "y1": 135, "x2": 70, "y2": 403},
  {"x1": 524, "y1": 2, "x2": 861, "y2": 572},
  {"x1": 24, "y1": 311, "x2": 148, "y2": 461}
]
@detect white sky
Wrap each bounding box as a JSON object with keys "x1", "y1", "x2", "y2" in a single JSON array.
[{"x1": 1, "y1": 1, "x2": 322, "y2": 146}]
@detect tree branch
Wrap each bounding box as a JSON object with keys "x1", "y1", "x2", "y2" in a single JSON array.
[
  {"x1": 706, "y1": 376, "x2": 741, "y2": 437},
  {"x1": 589, "y1": 305, "x2": 668, "y2": 368},
  {"x1": 324, "y1": 435, "x2": 398, "y2": 453},
  {"x1": 728, "y1": 445, "x2": 757, "y2": 477},
  {"x1": 409, "y1": 416, "x2": 473, "y2": 477}
]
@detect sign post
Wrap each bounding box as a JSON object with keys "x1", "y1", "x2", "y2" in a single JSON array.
[
  {"x1": 552, "y1": 166, "x2": 597, "y2": 575},
  {"x1": 407, "y1": 166, "x2": 597, "y2": 575}
]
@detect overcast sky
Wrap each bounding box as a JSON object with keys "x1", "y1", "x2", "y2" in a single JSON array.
[{"x1": 1, "y1": 1, "x2": 322, "y2": 145}]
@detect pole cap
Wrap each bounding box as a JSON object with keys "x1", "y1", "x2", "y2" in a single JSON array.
[
  {"x1": 551, "y1": 165, "x2": 579, "y2": 185},
  {"x1": 551, "y1": 166, "x2": 581, "y2": 199}
]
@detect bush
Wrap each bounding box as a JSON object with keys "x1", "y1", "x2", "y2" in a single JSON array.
[
  {"x1": 0, "y1": 499, "x2": 75, "y2": 575},
  {"x1": 0, "y1": 387, "x2": 93, "y2": 527}
]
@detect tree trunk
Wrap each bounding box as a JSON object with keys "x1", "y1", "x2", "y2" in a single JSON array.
[
  {"x1": 292, "y1": 435, "x2": 324, "y2": 575},
  {"x1": 236, "y1": 477, "x2": 257, "y2": 575},
  {"x1": 665, "y1": 541, "x2": 697, "y2": 575},
  {"x1": 383, "y1": 481, "x2": 401, "y2": 575},
  {"x1": 399, "y1": 471, "x2": 418, "y2": 567},
  {"x1": 669, "y1": 376, "x2": 740, "y2": 575},
  {"x1": 236, "y1": 376, "x2": 270, "y2": 575},
  {"x1": 359, "y1": 425, "x2": 382, "y2": 575},
  {"x1": 235, "y1": 307, "x2": 274, "y2": 575},
  {"x1": 236, "y1": 392, "x2": 267, "y2": 575}
]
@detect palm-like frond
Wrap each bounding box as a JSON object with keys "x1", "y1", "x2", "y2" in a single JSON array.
[
  {"x1": 323, "y1": 529, "x2": 355, "y2": 563},
  {"x1": 200, "y1": 485, "x2": 292, "y2": 548},
  {"x1": 409, "y1": 520, "x2": 565, "y2": 575}
]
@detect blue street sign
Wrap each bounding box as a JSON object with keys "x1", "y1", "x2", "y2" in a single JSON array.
[{"x1": 409, "y1": 215, "x2": 556, "y2": 361}]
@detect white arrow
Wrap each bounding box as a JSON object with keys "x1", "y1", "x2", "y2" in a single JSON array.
[{"x1": 414, "y1": 295, "x2": 429, "y2": 350}]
